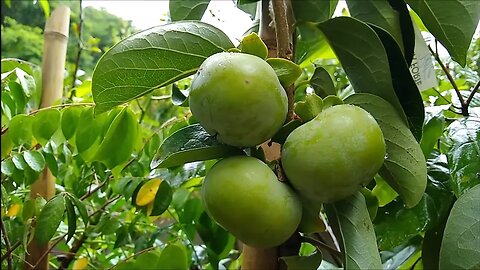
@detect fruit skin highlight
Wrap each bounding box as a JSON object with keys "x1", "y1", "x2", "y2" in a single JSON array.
[
  {"x1": 282, "y1": 104, "x2": 386, "y2": 203},
  {"x1": 202, "y1": 156, "x2": 302, "y2": 248},
  {"x1": 189, "y1": 52, "x2": 288, "y2": 147}
]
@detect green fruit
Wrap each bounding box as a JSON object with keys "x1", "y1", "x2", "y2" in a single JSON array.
[
  {"x1": 189, "y1": 52, "x2": 288, "y2": 147},
  {"x1": 282, "y1": 104, "x2": 386, "y2": 203},
  {"x1": 202, "y1": 156, "x2": 302, "y2": 248}
]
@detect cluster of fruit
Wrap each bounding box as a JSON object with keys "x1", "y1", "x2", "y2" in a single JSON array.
[{"x1": 189, "y1": 52, "x2": 386, "y2": 248}]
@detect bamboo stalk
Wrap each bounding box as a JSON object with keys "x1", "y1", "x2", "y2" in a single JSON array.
[{"x1": 24, "y1": 6, "x2": 70, "y2": 270}]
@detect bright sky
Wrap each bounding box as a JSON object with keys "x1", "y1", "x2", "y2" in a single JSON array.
[{"x1": 82, "y1": 0, "x2": 254, "y2": 44}]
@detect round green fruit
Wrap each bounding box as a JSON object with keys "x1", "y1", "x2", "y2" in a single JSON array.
[
  {"x1": 282, "y1": 104, "x2": 386, "y2": 203},
  {"x1": 189, "y1": 52, "x2": 288, "y2": 147},
  {"x1": 202, "y1": 156, "x2": 302, "y2": 248}
]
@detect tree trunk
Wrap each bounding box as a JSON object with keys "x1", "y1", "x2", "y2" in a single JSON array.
[{"x1": 24, "y1": 6, "x2": 70, "y2": 270}]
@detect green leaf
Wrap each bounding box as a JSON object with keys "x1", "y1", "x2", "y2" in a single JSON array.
[
  {"x1": 346, "y1": 93, "x2": 427, "y2": 208},
  {"x1": 151, "y1": 124, "x2": 244, "y2": 169},
  {"x1": 266, "y1": 58, "x2": 302, "y2": 87},
  {"x1": 371, "y1": 26, "x2": 424, "y2": 141},
  {"x1": 8, "y1": 114, "x2": 33, "y2": 146},
  {"x1": 374, "y1": 194, "x2": 434, "y2": 250},
  {"x1": 75, "y1": 107, "x2": 107, "y2": 155},
  {"x1": 171, "y1": 83, "x2": 190, "y2": 107},
  {"x1": 346, "y1": 0, "x2": 405, "y2": 54},
  {"x1": 150, "y1": 181, "x2": 173, "y2": 216},
  {"x1": 239, "y1": 32, "x2": 268, "y2": 59},
  {"x1": 65, "y1": 196, "x2": 76, "y2": 243},
  {"x1": 156, "y1": 243, "x2": 189, "y2": 269},
  {"x1": 271, "y1": 119, "x2": 303, "y2": 144},
  {"x1": 372, "y1": 175, "x2": 398, "y2": 207},
  {"x1": 295, "y1": 23, "x2": 336, "y2": 66},
  {"x1": 66, "y1": 193, "x2": 89, "y2": 226},
  {"x1": 361, "y1": 188, "x2": 379, "y2": 220},
  {"x1": 23, "y1": 150, "x2": 45, "y2": 172},
  {"x1": 406, "y1": 0, "x2": 480, "y2": 66},
  {"x1": 446, "y1": 117, "x2": 480, "y2": 197},
  {"x1": 292, "y1": 0, "x2": 338, "y2": 23},
  {"x1": 133, "y1": 249, "x2": 161, "y2": 269},
  {"x1": 8, "y1": 82, "x2": 27, "y2": 115},
  {"x1": 1, "y1": 159, "x2": 16, "y2": 177},
  {"x1": 387, "y1": 0, "x2": 415, "y2": 66},
  {"x1": 280, "y1": 251, "x2": 323, "y2": 270},
  {"x1": 169, "y1": 0, "x2": 210, "y2": 21},
  {"x1": 318, "y1": 17, "x2": 408, "y2": 125},
  {"x1": 94, "y1": 108, "x2": 139, "y2": 168},
  {"x1": 324, "y1": 192, "x2": 382, "y2": 269},
  {"x1": 35, "y1": 194, "x2": 65, "y2": 244},
  {"x1": 294, "y1": 93, "x2": 323, "y2": 121},
  {"x1": 32, "y1": 109, "x2": 61, "y2": 146},
  {"x1": 310, "y1": 66, "x2": 335, "y2": 98},
  {"x1": 92, "y1": 21, "x2": 234, "y2": 114},
  {"x1": 439, "y1": 184, "x2": 480, "y2": 269},
  {"x1": 1, "y1": 131, "x2": 13, "y2": 159},
  {"x1": 420, "y1": 114, "x2": 445, "y2": 156},
  {"x1": 322, "y1": 95, "x2": 343, "y2": 110},
  {"x1": 61, "y1": 106, "x2": 84, "y2": 140},
  {"x1": 196, "y1": 212, "x2": 234, "y2": 267}
]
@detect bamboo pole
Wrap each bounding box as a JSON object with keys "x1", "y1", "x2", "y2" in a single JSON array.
[{"x1": 25, "y1": 6, "x2": 70, "y2": 270}]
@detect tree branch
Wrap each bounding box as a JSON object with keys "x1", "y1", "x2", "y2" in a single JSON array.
[
  {"x1": 1, "y1": 241, "x2": 21, "y2": 263},
  {"x1": 107, "y1": 246, "x2": 157, "y2": 270},
  {"x1": 1, "y1": 218, "x2": 13, "y2": 270},
  {"x1": 428, "y1": 45, "x2": 468, "y2": 116},
  {"x1": 271, "y1": 0, "x2": 295, "y2": 121},
  {"x1": 466, "y1": 80, "x2": 479, "y2": 108}
]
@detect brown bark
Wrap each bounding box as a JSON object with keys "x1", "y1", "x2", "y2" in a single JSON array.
[{"x1": 24, "y1": 6, "x2": 70, "y2": 270}]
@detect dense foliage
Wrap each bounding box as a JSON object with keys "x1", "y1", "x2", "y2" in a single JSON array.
[{"x1": 1, "y1": 0, "x2": 479, "y2": 269}]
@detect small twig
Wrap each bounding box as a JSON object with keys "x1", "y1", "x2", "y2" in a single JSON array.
[
  {"x1": 0, "y1": 218, "x2": 13, "y2": 270},
  {"x1": 69, "y1": 0, "x2": 84, "y2": 97},
  {"x1": 80, "y1": 179, "x2": 108, "y2": 200},
  {"x1": 428, "y1": 45, "x2": 468, "y2": 116},
  {"x1": 88, "y1": 195, "x2": 121, "y2": 218},
  {"x1": 465, "y1": 80, "x2": 480, "y2": 108},
  {"x1": 107, "y1": 246, "x2": 157, "y2": 270},
  {"x1": 0, "y1": 241, "x2": 21, "y2": 263}
]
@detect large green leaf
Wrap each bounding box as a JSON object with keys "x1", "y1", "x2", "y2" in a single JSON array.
[
  {"x1": 93, "y1": 107, "x2": 139, "y2": 168},
  {"x1": 292, "y1": 0, "x2": 338, "y2": 23},
  {"x1": 34, "y1": 194, "x2": 66, "y2": 244},
  {"x1": 92, "y1": 21, "x2": 234, "y2": 113},
  {"x1": 318, "y1": 17, "x2": 408, "y2": 125},
  {"x1": 151, "y1": 124, "x2": 244, "y2": 169},
  {"x1": 371, "y1": 26, "x2": 424, "y2": 141},
  {"x1": 446, "y1": 117, "x2": 480, "y2": 197},
  {"x1": 346, "y1": 93, "x2": 427, "y2": 208},
  {"x1": 150, "y1": 181, "x2": 172, "y2": 216},
  {"x1": 346, "y1": 0, "x2": 405, "y2": 53},
  {"x1": 406, "y1": 0, "x2": 480, "y2": 66},
  {"x1": 32, "y1": 109, "x2": 61, "y2": 146},
  {"x1": 325, "y1": 192, "x2": 382, "y2": 269},
  {"x1": 169, "y1": 0, "x2": 210, "y2": 21},
  {"x1": 295, "y1": 23, "x2": 336, "y2": 66},
  {"x1": 439, "y1": 184, "x2": 480, "y2": 269}
]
